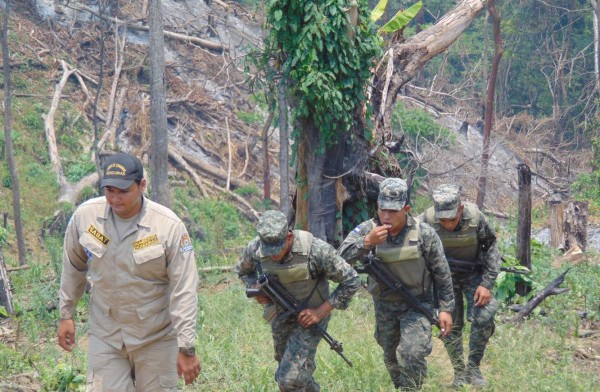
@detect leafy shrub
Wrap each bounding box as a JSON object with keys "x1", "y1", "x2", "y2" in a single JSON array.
[
  {"x1": 234, "y1": 183, "x2": 259, "y2": 197},
  {"x1": 571, "y1": 137, "x2": 600, "y2": 214},
  {"x1": 65, "y1": 159, "x2": 96, "y2": 182},
  {"x1": 173, "y1": 190, "x2": 255, "y2": 262},
  {"x1": 392, "y1": 101, "x2": 455, "y2": 146},
  {"x1": 2, "y1": 173, "x2": 11, "y2": 188},
  {"x1": 42, "y1": 363, "x2": 86, "y2": 392},
  {"x1": 495, "y1": 255, "x2": 535, "y2": 303},
  {"x1": 22, "y1": 111, "x2": 44, "y2": 132},
  {"x1": 0, "y1": 226, "x2": 7, "y2": 246},
  {"x1": 77, "y1": 184, "x2": 99, "y2": 204},
  {"x1": 236, "y1": 110, "x2": 263, "y2": 125}
]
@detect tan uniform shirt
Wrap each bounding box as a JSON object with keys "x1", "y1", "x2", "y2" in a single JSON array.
[{"x1": 59, "y1": 196, "x2": 199, "y2": 351}]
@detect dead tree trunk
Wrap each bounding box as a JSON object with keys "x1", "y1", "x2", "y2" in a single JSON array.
[
  {"x1": 564, "y1": 201, "x2": 588, "y2": 252},
  {"x1": 2, "y1": 0, "x2": 27, "y2": 266},
  {"x1": 548, "y1": 198, "x2": 565, "y2": 249},
  {"x1": 476, "y1": 0, "x2": 503, "y2": 208},
  {"x1": 516, "y1": 163, "x2": 532, "y2": 296},
  {"x1": 511, "y1": 268, "x2": 572, "y2": 322},
  {"x1": 0, "y1": 247, "x2": 13, "y2": 314},
  {"x1": 148, "y1": 0, "x2": 172, "y2": 207},
  {"x1": 371, "y1": 0, "x2": 489, "y2": 137}
]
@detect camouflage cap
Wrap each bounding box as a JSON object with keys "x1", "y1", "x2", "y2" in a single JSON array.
[
  {"x1": 432, "y1": 184, "x2": 462, "y2": 219},
  {"x1": 256, "y1": 210, "x2": 289, "y2": 257},
  {"x1": 377, "y1": 178, "x2": 408, "y2": 211}
]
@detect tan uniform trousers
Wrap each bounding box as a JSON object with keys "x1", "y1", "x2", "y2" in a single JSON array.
[{"x1": 86, "y1": 334, "x2": 178, "y2": 392}]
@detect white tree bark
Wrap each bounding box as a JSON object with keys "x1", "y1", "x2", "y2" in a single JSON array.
[
  {"x1": 590, "y1": 1, "x2": 600, "y2": 90},
  {"x1": 42, "y1": 60, "x2": 75, "y2": 191},
  {"x1": 373, "y1": 0, "x2": 489, "y2": 135}
]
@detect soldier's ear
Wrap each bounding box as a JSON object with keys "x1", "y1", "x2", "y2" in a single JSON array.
[{"x1": 140, "y1": 178, "x2": 148, "y2": 192}]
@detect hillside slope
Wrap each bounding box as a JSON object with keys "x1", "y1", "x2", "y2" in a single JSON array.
[{"x1": 1, "y1": 0, "x2": 595, "y2": 256}]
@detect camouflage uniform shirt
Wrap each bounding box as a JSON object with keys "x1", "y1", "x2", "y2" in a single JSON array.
[
  {"x1": 236, "y1": 233, "x2": 360, "y2": 310},
  {"x1": 338, "y1": 214, "x2": 454, "y2": 313},
  {"x1": 418, "y1": 209, "x2": 501, "y2": 289}
]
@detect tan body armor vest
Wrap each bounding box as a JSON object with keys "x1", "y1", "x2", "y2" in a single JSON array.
[
  {"x1": 261, "y1": 230, "x2": 329, "y2": 309},
  {"x1": 371, "y1": 220, "x2": 431, "y2": 301},
  {"x1": 425, "y1": 202, "x2": 480, "y2": 262}
]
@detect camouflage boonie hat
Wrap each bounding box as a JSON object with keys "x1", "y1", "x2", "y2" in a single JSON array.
[
  {"x1": 377, "y1": 178, "x2": 408, "y2": 211},
  {"x1": 257, "y1": 210, "x2": 289, "y2": 257},
  {"x1": 432, "y1": 184, "x2": 461, "y2": 219}
]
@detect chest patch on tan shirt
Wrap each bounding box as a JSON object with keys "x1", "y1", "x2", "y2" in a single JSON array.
[
  {"x1": 133, "y1": 234, "x2": 160, "y2": 250},
  {"x1": 87, "y1": 225, "x2": 111, "y2": 246}
]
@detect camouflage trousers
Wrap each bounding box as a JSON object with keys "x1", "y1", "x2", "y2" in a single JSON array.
[
  {"x1": 373, "y1": 298, "x2": 434, "y2": 390},
  {"x1": 271, "y1": 314, "x2": 331, "y2": 392},
  {"x1": 443, "y1": 272, "x2": 497, "y2": 372}
]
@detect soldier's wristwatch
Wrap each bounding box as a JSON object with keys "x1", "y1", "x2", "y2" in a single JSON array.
[{"x1": 179, "y1": 346, "x2": 196, "y2": 356}]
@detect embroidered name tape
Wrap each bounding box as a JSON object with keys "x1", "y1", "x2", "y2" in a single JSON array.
[
  {"x1": 87, "y1": 225, "x2": 110, "y2": 246},
  {"x1": 133, "y1": 234, "x2": 160, "y2": 250}
]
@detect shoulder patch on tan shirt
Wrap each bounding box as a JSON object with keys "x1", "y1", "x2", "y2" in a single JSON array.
[
  {"x1": 87, "y1": 225, "x2": 111, "y2": 246},
  {"x1": 180, "y1": 233, "x2": 193, "y2": 253},
  {"x1": 133, "y1": 234, "x2": 160, "y2": 250}
]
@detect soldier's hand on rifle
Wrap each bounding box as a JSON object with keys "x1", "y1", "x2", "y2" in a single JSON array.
[
  {"x1": 365, "y1": 225, "x2": 392, "y2": 247},
  {"x1": 438, "y1": 311, "x2": 452, "y2": 338},
  {"x1": 474, "y1": 286, "x2": 491, "y2": 307},
  {"x1": 298, "y1": 301, "x2": 334, "y2": 328}
]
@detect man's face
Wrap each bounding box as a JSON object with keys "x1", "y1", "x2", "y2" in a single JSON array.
[
  {"x1": 377, "y1": 205, "x2": 410, "y2": 235},
  {"x1": 104, "y1": 179, "x2": 146, "y2": 219},
  {"x1": 438, "y1": 205, "x2": 464, "y2": 232},
  {"x1": 268, "y1": 232, "x2": 293, "y2": 262}
]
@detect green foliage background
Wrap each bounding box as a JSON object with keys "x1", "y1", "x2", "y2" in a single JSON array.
[{"x1": 257, "y1": 0, "x2": 381, "y2": 150}]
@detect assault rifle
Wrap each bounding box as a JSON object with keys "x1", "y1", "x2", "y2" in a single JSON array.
[
  {"x1": 446, "y1": 257, "x2": 530, "y2": 275},
  {"x1": 355, "y1": 252, "x2": 440, "y2": 329},
  {"x1": 246, "y1": 273, "x2": 353, "y2": 367}
]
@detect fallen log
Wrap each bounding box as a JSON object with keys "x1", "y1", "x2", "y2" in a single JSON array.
[
  {"x1": 198, "y1": 266, "x2": 234, "y2": 273},
  {"x1": 507, "y1": 304, "x2": 586, "y2": 319},
  {"x1": 510, "y1": 267, "x2": 572, "y2": 322},
  {"x1": 72, "y1": 4, "x2": 227, "y2": 52}
]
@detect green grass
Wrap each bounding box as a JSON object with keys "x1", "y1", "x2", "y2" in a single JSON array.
[
  {"x1": 2, "y1": 251, "x2": 599, "y2": 390},
  {"x1": 192, "y1": 269, "x2": 600, "y2": 391}
]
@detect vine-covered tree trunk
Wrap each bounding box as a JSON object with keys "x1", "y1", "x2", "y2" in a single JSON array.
[{"x1": 267, "y1": 0, "x2": 488, "y2": 243}]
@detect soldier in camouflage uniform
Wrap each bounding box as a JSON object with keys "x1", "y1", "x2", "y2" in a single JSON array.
[
  {"x1": 338, "y1": 178, "x2": 454, "y2": 390},
  {"x1": 420, "y1": 184, "x2": 500, "y2": 387},
  {"x1": 235, "y1": 210, "x2": 360, "y2": 392}
]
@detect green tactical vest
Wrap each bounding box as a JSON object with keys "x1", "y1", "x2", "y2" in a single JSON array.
[
  {"x1": 425, "y1": 202, "x2": 480, "y2": 262},
  {"x1": 371, "y1": 220, "x2": 431, "y2": 301},
  {"x1": 261, "y1": 230, "x2": 329, "y2": 309}
]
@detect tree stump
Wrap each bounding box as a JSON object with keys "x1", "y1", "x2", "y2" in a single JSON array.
[
  {"x1": 547, "y1": 198, "x2": 564, "y2": 249},
  {"x1": 564, "y1": 201, "x2": 588, "y2": 252},
  {"x1": 548, "y1": 199, "x2": 588, "y2": 252},
  {"x1": 516, "y1": 164, "x2": 532, "y2": 296}
]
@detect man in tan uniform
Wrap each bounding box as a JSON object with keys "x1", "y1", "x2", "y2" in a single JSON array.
[{"x1": 57, "y1": 152, "x2": 201, "y2": 391}]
